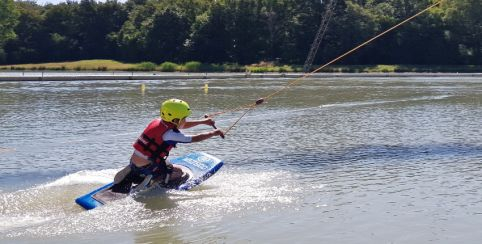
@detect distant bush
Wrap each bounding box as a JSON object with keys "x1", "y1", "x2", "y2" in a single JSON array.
[
  {"x1": 159, "y1": 62, "x2": 177, "y2": 72},
  {"x1": 221, "y1": 63, "x2": 244, "y2": 72},
  {"x1": 183, "y1": 61, "x2": 202, "y2": 72},
  {"x1": 247, "y1": 66, "x2": 269, "y2": 73},
  {"x1": 204, "y1": 63, "x2": 224, "y2": 72},
  {"x1": 278, "y1": 65, "x2": 294, "y2": 72},
  {"x1": 245, "y1": 61, "x2": 298, "y2": 73},
  {"x1": 137, "y1": 62, "x2": 157, "y2": 71}
]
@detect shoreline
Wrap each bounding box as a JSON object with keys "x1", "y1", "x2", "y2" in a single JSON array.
[{"x1": 1, "y1": 71, "x2": 482, "y2": 81}]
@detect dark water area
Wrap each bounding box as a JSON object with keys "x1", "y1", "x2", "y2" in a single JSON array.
[{"x1": 0, "y1": 76, "x2": 481, "y2": 243}]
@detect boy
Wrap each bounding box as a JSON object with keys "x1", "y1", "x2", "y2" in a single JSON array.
[{"x1": 111, "y1": 98, "x2": 224, "y2": 193}]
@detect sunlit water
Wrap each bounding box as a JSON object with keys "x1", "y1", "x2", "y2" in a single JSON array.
[{"x1": 1, "y1": 76, "x2": 481, "y2": 243}]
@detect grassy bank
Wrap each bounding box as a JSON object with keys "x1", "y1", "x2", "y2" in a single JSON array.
[
  {"x1": 0, "y1": 59, "x2": 481, "y2": 73},
  {"x1": 0, "y1": 60, "x2": 248, "y2": 72}
]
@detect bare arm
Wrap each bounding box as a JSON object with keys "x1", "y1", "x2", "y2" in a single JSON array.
[
  {"x1": 181, "y1": 118, "x2": 215, "y2": 129},
  {"x1": 191, "y1": 129, "x2": 224, "y2": 142}
]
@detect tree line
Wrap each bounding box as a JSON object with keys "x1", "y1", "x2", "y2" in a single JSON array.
[{"x1": 1, "y1": 0, "x2": 480, "y2": 66}]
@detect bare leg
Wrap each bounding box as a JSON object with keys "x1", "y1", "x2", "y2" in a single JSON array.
[{"x1": 113, "y1": 165, "x2": 131, "y2": 184}]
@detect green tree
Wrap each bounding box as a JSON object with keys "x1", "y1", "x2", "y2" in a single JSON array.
[
  {"x1": 0, "y1": 0, "x2": 19, "y2": 63},
  {"x1": 41, "y1": 2, "x2": 80, "y2": 61},
  {"x1": 189, "y1": 2, "x2": 232, "y2": 63},
  {"x1": 441, "y1": 0, "x2": 482, "y2": 64},
  {"x1": 278, "y1": 0, "x2": 323, "y2": 64},
  {"x1": 145, "y1": 8, "x2": 190, "y2": 62},
  {"x1": 2, "y1": 0, "x2": 481, "y2": 66},
  {"x1": 322, "y1": 0, "x2": 454, "y2": 65},
  {"x1": 4, "y1": 1, "x2": 45, "y2": 64},
  {"x1": 117, "y1": 1, "x2": 191, "y2": 62},
  {"x1": 224, "y1": 0, "x2": 270, "y2": 64},
  {"x1": 74, "y1": 0, "x2": 127, "y2": 59},
  {"x1": 116, "y1": 1, "x2": 157, "y2": 61}
]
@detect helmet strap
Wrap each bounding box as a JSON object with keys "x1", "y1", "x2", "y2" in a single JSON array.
[{"x1": 171, "y1": 119, "x2": 179, "y2": 127}]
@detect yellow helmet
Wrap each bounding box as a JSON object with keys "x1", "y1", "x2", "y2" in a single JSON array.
[{"x1": 160, "y1": 99, "x2": 191, "y2": 122}]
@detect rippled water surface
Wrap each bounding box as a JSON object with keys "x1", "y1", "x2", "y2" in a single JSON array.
[{"x1": 1, "y1": 76, "x2": 481, "y2": 243}]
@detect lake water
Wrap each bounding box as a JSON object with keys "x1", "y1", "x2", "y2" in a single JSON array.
[{"x1": 1, "y1": 76, "x2": 481, "y2": 243}]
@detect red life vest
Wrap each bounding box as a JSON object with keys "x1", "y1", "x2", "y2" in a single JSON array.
[{"x1": 133, "y1": 119, "x2": 177, "y2": 164}]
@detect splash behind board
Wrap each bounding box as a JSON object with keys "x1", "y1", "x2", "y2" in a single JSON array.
[{"x1": 75, "y1": 152, "x2": 223, "y2": 210}]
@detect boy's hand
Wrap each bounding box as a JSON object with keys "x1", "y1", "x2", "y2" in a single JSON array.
[
  {"x1": 203, "y1": 115, "x2": 224, "y2": 138},
  {"x1": 214, "y1": 129, "x2": 225, "y2": 139},
  {"x1": 204, "y1": 118, "x2": 215, "y2": 127}
]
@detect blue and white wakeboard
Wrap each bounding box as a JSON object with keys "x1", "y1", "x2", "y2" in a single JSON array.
[{"x1": 75, "y1": 152, "x2": 223, "y2": 210}]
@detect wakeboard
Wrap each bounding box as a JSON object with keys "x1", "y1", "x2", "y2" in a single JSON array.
[{"x1": 75, "y1": 152, "x2": 223, "y2": 210}]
